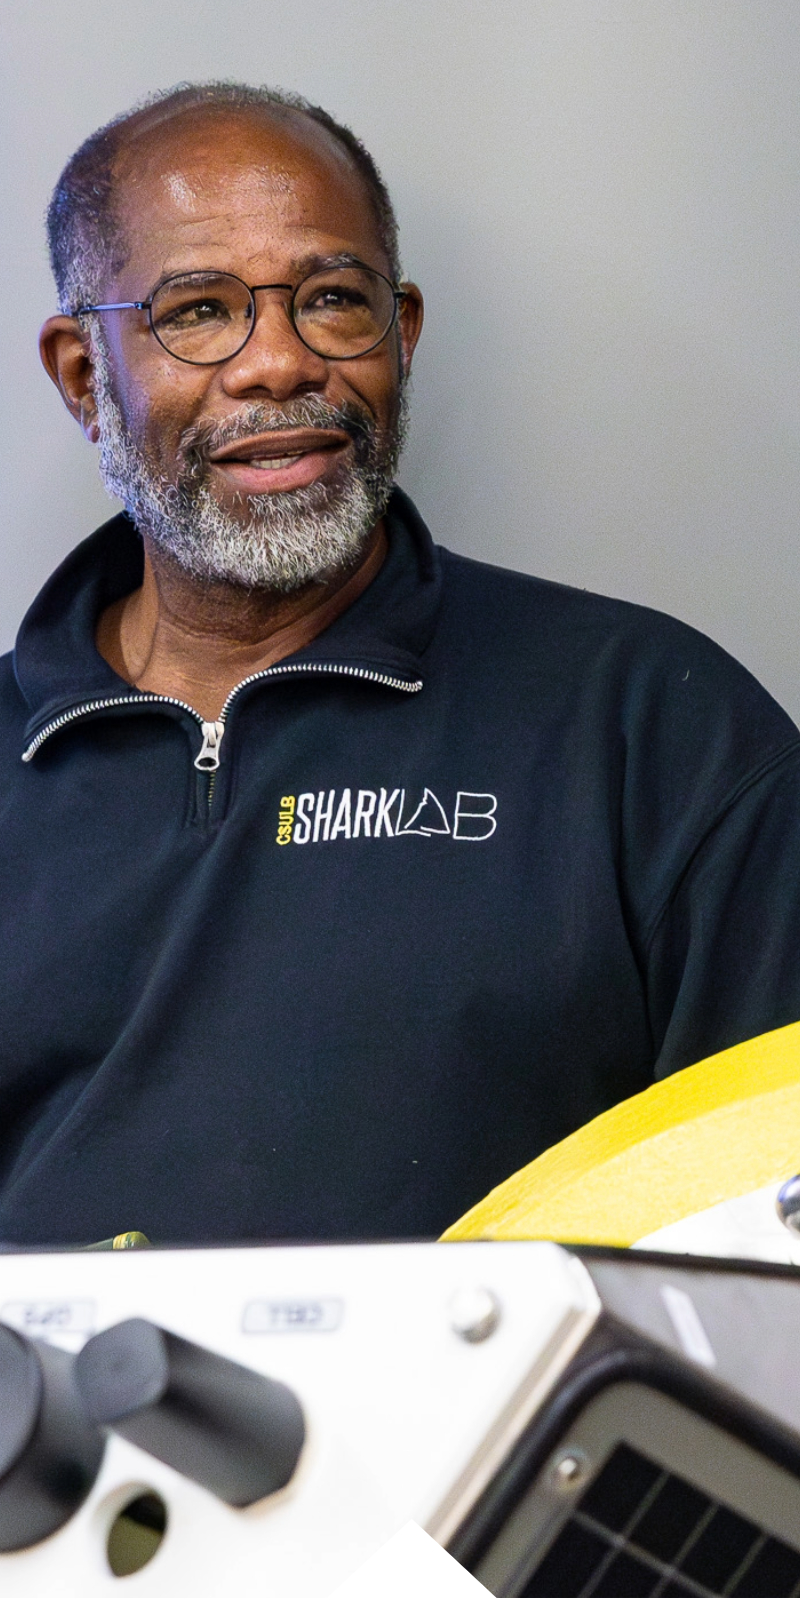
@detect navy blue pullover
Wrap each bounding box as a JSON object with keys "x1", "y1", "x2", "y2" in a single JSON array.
[{"x1": 2, "y1": 488, "x2": 800, "y2": 1246}]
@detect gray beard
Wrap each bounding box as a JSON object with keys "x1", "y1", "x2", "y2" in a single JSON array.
[{"x1": 91, "y1": 351, "x2": 407, "y2": 592}]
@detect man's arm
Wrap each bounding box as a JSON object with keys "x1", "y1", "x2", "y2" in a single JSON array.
[{"x1": 646, "y1": 750, "x2": 800, "y2": 1075}]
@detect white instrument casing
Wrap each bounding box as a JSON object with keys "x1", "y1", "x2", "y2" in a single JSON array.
[{"x1": 0, "y1": 1241, "x2": 600, "y2": 1598}]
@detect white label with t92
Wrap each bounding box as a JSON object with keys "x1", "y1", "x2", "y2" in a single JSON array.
[{"x1": 242, "y1": 1297, "x2": 343, "y2": 1333}]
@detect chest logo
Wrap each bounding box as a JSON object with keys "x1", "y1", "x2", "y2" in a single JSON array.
[{"x1": 276, "y1": 788, "x2": 497, "y2": 845}]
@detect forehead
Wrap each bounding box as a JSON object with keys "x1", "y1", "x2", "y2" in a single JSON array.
[{"x1": 110, "y1": 106, "x2": 387, "y2": 285}]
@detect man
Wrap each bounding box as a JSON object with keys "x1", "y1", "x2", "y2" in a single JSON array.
[{"x1": 3, "y1": 81, "x2": 800, "y2": 1247}]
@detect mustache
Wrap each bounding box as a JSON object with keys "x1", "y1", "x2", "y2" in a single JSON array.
[{"x1": 177, "y1": 397, "x2": 374, "y2": 480}]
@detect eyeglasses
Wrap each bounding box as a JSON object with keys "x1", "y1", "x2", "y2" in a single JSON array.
[{"x1": 77, "y1": 264, "x2": 403, "y2": 366}]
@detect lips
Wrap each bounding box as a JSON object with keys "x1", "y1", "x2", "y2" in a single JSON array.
[
  {"x1": 207, "y1": 427, "x2": 352, "y2": 495},
  {"x1": 209, "y1": 427, "x2": 351, "y2": 464}
]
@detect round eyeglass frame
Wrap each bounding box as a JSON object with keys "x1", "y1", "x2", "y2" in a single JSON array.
[{"x1": 76, "y1": 264, "x2": 405, "y2": 366}]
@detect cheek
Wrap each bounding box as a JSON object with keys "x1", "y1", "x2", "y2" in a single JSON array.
[
  {"x1": 333, "y1": 349, "x2": 401, "y2": 428},
  {"x1": 117, "y1": 364, "x2": 211, "y2": 466}
]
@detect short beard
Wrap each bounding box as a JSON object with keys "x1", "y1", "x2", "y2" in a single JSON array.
[{"x1": 90, "y1": 340, "x2": 408, "y2": 592}]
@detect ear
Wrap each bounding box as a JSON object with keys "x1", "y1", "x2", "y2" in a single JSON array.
[
  {"x1": 396, "y1": 283, "x2": 424, "y2": 377},
  {"x1": 39, "y1": 315, "x2": 101, "y2": 443}
]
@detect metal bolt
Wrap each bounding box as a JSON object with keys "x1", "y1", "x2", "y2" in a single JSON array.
[
  {"x1": 449, "y1": 1287, "x2": 501, "y2": 1343},
  {"x1": 550, "y1": 1450, "x2": 590, "y2": 1494},
  {"x1": 776, "y1": 1175, "x2": 800, "y2": 1234}
]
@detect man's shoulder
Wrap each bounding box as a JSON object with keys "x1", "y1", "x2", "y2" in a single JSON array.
[
  {"x1": 438, "y1": 543, "x2": 711, "y2": 644},
  {"x1": 437, "y1": 544, "x2": 782, "y2": 684},
  {"x1": 434, "y1": 544, "x2": 800, "y2": 761},
  {"x1": 0, "y1": 649, "x2": 31, "y2": 748}
]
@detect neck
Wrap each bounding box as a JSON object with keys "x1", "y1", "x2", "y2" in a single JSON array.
[{"x1": 96, "y1": 522, "x2": 387, "y2": 721}]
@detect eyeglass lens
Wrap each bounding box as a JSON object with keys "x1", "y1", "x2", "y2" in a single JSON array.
[{"x1": 149, "y1": 266, "x2": 397, "y2": 364}]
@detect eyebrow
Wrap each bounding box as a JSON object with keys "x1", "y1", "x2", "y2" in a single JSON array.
[
  {"x1": 145, "y1": 250, "x2": 374, "y2": 299},
  {"x1": 289, "y1": 250, "x2": 368, "y2": 275}
]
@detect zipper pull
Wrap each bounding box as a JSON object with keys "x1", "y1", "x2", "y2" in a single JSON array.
[{"x1": 194, "y1": 721, "x2": 225, "y2": 771}]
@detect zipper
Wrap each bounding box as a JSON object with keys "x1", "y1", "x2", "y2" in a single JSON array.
[
  {"x1": 22, "y1": 693, "x2": 206, "y2": 764},
  {"x1": 21, "y1": 662, "x2": 423, "y2": 769},
  {"x1": 194, "y1": 721, "x2": 225, "y2": 770}
]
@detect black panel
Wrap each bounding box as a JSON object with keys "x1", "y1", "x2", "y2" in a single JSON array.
[
  {"x1": 680, "y1": 1506, "x2": 760, "y2": 1591},
  {"x1": 518, "y1": 1444, "x2": 800, "y2": 1597},
  {"x1": 519, "y1": 1521, "x2": 608, "y2": 1597},
  {"x1": 729, "y1": 1537, "x2": 800, "y2": 1597},
  {"x1": 579, "y1": 1442, "x2": 662, "y2": 1533},
  {"x1": 592, "y1": 1548, "x2": 662, "y2": 1595},
  {"x1": 632, "y1": 1476, "x2": 708, "y2": 1563}
]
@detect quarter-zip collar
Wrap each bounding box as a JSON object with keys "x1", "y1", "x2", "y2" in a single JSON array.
[{"x1": 14, "y1": 486, "x2": 441, "y2": 756}]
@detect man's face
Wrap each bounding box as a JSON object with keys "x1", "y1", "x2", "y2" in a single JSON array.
[{"x1": 82, "y1": 108, "x2": 423, "y2": 589}]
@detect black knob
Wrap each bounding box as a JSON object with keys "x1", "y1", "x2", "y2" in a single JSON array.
[
  {"x1": 75, "y1": 1318, "x2": 305, "y2": 1506},
  {"x1": 0, "y1": 1325, "x2": 105, "y2": 1550}
]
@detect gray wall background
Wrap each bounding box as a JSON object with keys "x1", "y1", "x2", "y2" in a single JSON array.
[{"x1": 3, "y1": 1, "x2": 800, "y2": 713}]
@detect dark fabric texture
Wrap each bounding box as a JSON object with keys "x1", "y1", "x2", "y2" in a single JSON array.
[{"x1": 2, "y1": 487, "x2": 800, "y2": 1246}]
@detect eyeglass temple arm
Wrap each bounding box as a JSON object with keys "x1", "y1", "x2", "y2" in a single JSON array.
[{"x1": 76, "y1": 301, "x2": 147, "y2": 314}]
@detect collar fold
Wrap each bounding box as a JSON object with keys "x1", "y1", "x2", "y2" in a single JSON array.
[{"x1": 14, "y1": 486, "x2": 441, "y2": 741}]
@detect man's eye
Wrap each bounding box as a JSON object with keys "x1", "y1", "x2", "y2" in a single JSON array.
[
  {"x1": 305, "y1": 288, "x2": 368, "y2": 313},
  {"x1": 156, "y1": 298, "x2": 232, "y2": 329}
]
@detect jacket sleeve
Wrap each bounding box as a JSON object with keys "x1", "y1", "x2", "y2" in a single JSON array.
[{"x1": 645, "y1": 749, "x2": 800, "y2": 1077}]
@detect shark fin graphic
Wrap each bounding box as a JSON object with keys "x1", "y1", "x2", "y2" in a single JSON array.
[{"x1": 400, "y1": 788, "x2": 451, "y2": 835}]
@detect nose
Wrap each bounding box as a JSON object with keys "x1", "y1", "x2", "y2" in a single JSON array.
[{"x1": 220, "y1": 287, "x2": 329, "y2": 401}]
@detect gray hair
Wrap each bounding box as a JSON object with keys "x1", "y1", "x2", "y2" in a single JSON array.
[{"x1": 46, "y1": 80, "x2": 402, "y2": 314}]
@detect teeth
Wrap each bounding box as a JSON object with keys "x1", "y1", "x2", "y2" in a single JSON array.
[{"x1": 247, "y1": 455, "x2": 302, "y2": 470}]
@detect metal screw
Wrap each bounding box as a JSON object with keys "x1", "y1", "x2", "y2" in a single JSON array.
[
  {"x1": 449, "y1": 1287, "x2": 501, "y2": 1343},
  {"x1": 776, "y1": 1175, "x2": 800, "y2": 1234},
  {"x1": 550, "y1": 1449, "x2": 590, "y2": 1494}
]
